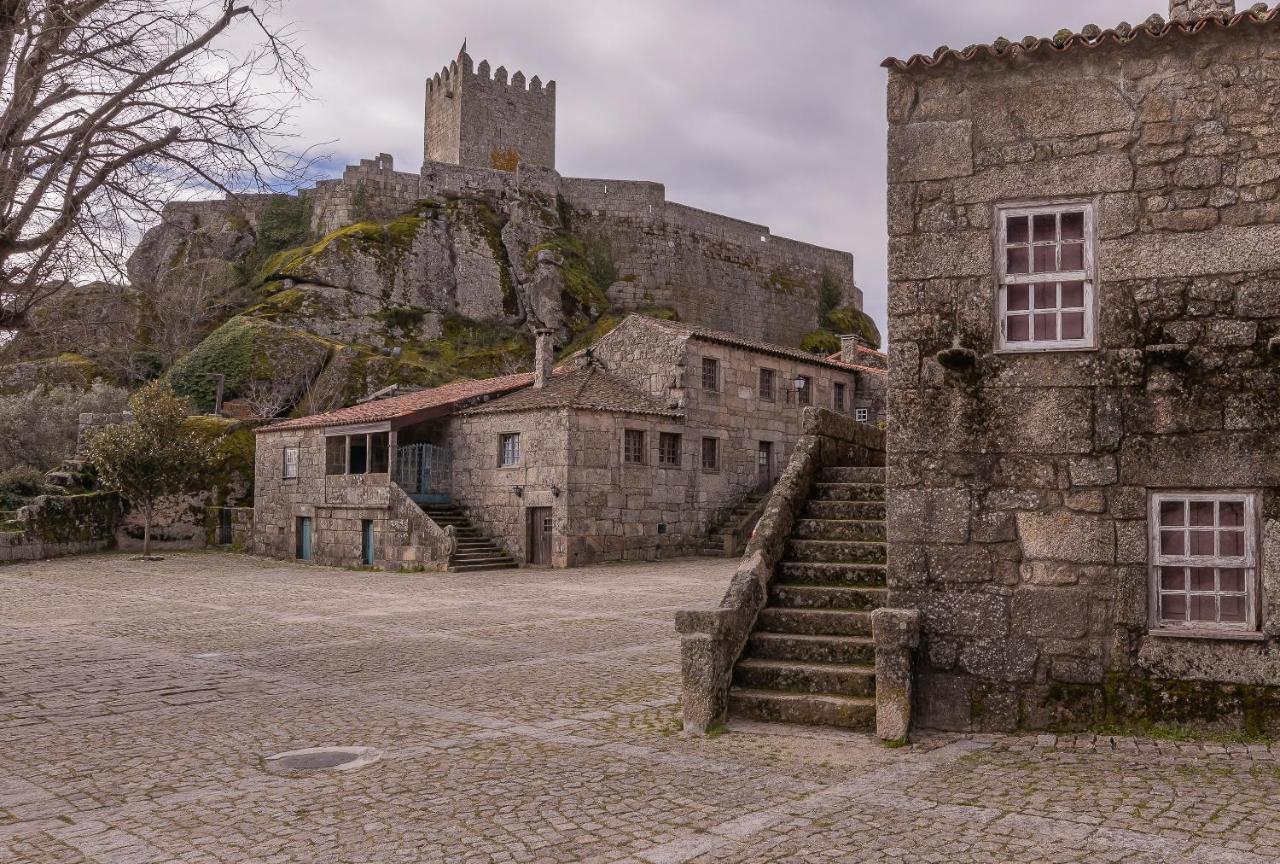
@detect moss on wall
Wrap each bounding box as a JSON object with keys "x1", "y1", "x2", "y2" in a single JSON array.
[
  {"x1": 27, "y1": 491, "x2": 123, "y2": 544},
  {"x1": 183, "y1": 416, "x2": 256, "y2": 506}
]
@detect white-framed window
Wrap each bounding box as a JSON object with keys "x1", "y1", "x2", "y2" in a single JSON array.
[
  {"x1": 997, "y1": 203, "x2": 1095, "y2": 352},
  {"x1": 1150, "y1": 492, "x2": 1259, "y2": 633},
  {"x1": 282, "y1": 446, "x2": 299, "y2": 479},
  {"x1": 499, "y1": 433, "x2": 521, "y2": 468},
  {"x1": 855, "y1": 408, "x2": 869, "y2": 423},
  {"x1": 623, "y1": 429, "x2": 646, "y2": 465}
]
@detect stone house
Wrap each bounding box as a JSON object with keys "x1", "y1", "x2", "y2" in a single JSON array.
[
  {"x1": 884, "y1": 1, "x2": 1280, "y2": 731},
  {"x1": 252, "y1": 314, "x2": 883, "y2": 570}
]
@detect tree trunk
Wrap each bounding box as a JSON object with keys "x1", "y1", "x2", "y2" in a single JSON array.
[{"x1": 142, "y1": 506, "x2": 152, "y2": 558}]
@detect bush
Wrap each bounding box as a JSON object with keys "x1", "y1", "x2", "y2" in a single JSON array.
[
  {"x1": 0, "y1": 467, "x2": 57, "y2": 510},
  {"x1": 0, "y1": 381, "x2": 130, "y2": 474}
]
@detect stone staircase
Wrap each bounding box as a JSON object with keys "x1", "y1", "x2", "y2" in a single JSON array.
[
  {"x1": 419, "y1": 503, "x2": 519, "y2": 572},
  {"x1": 700, "y1": 491, "x2": 767, "y2": 557},
  {"x1": 729, "y1": 465, "x2": 887, "y2": 730}
]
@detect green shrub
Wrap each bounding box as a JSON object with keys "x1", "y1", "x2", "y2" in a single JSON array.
[{"x1": 0, "y1": 467, "x2": 57, "y2": 510}]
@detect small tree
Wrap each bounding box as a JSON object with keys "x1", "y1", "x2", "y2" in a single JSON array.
[{"x1": 84, "y1": 380, "x2": 214, "y2": 557}]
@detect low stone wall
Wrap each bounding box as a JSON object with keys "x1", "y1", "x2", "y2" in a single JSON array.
[
  {"x1": 205, "y1": 506, "x2": 255, "y2": 550},
  {"x1": 675, "y1": 409, "x2": 885, "y2": 732},
  {"x1": 0, "y1": 492, "x2": 123, "y2": 563}
]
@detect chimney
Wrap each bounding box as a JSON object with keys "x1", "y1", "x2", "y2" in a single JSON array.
[
  {"x1": 534, "y1": 329, "x2": 555, "y2": 389},
  {"x1": 1170, "y1": 0, "x2": 1235, "y2": 22}
]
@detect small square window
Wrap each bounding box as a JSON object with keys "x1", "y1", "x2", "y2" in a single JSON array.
[
  {"x1": 623, "y1": 429, "x2": 646, "y2": 465},
  {"x1": 499, "y1": 433, "x2": 521, "y2": 467},
  {"x1": 833, "y1": 382, "x2": 846, "y2": 412},
  {"x1": 701, "y1": 437, "x2": 719, "y2": 471},
  {"x1": 282, "y1": 446, "x2": 299, "y2": 480},
  {"x1": 659, "y1": 433, "x2": 682, "y2": 467},
  {"x1": 759, "y1": 368, "x2": 775, "y2": 402},
  {"x1": 1150, "y1": 493, "x2": 1257, "y2": 633},
  {"x1": 998, "y1": 203, "x2": 1095, "y2": 352},
  {"x1": 855, "y1": 408, "x2": 869, "y2": 423},
  {"x1": 701, "y1": 358, "x2": 719, "y2": 393}
]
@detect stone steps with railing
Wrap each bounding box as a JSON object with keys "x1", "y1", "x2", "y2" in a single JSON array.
[
  {"x1": 699, "y1": 491, "x2": 768, "y2": 557},
  {"x1": 420, "y1": 503, "x2": 519, "y2": 572}
]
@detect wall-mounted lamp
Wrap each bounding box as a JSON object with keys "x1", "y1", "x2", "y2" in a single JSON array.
[
  {"x1": 512, "y1": 485, "x2": 524, "y2": 497},
  {"x1": 551, "y1": 485, "x2": 561, "y2": 498},
  {"x1": 793, "y1": 374, "x2": 807, "y2": 392}
]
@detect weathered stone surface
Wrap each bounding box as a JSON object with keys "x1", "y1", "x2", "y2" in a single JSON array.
[
  {"x1": 887, "y1": 488, "x2": 970, "y2": 544},
  {"x1": 1011, "y1": 588, "x2": 1090, "y2": 640},
  {"x1": 888, "y1": 121, "x2": 974, "y2": 183},
  {"x1": 953, "y1": 154, "x2": 1134, "y2": 205},
  {"x1": 1016, "y1": 511, "x2": 1115, "y2": 565}
]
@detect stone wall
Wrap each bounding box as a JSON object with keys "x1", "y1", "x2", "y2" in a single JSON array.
[
  {"x1": 0, "y1": 492, "x2": 123, "y2": 563},
  {"x1": 885, "y1": 12, "x2": 1280, "y2": 733},
  {"x1": 308, "y1": 154, "x2": 426, "y2": 236}
]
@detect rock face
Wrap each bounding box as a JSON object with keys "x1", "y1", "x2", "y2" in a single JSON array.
[{"x1": 885, "y1": 10, "x2": 1280, "y2": 734}]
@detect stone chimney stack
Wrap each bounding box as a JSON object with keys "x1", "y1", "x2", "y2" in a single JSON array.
[
  {"x1": 1170, "y1": 0, "x2": 1235, "y2": 21},
  {"x1": 534, "y1": 329, "x2": 555, "y2": 389}
]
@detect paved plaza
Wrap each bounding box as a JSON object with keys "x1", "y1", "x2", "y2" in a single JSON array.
[{"x1": 1, "y1": 553, "x2": 1278, "y2": 863}]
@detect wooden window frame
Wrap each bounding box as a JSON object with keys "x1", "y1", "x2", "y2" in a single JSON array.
[
  {"x1": 1148, "y1": 491, "x2": 1261, "y2": 637},
  {"x1": 833, "y1": 382, "x2": 846, "y2": 412},
  {"x1": 996, "y1": 201, "x2": 1097, "y2": 354},
  {"x1": 701, "y1": 357, "x2": 720, "y2": 393},
  {"x1": 700, "y1": 436, "x2": 719, "y2": 472},
  {"x1": 758, "y1": 368, "x2": 775, "y2": 403},
  {"x1": 658, "y1": 432, "x2": 682, "y2": 468},
  {"x1": 623, "y1": 429, "x2": 646, "y2": 466},
  {"x1": 797, "y1": 375, "x2": 812, "y2": 407}
]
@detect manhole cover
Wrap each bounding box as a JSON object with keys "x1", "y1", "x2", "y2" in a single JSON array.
[{"x1": 263, "y1": 746, "x2": 381, "y2": 774}]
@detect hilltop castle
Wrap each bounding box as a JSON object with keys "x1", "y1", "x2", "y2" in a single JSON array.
[{"x1": 292, "y1": 48, "x2": 867, "y2": 348}]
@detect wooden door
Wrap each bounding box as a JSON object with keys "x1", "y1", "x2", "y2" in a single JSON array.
[
  {"x1": 527, "y1": 507, "x2": 553, "y2": 566},
  {"x1": 757, "y1": 442, "x2": 774, "y2": 491}
]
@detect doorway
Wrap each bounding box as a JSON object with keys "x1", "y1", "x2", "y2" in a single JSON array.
[
  {"x1": 526, "y1": 507, "x2": 553, "y2": 566},
  {"x1": 360, "y1": 519, "x2": 374, "y2": 567},
  {"x1": 295, "y1": 516, "x2": 312, "y2": 561},
  {"x1": 757, "y1": 442, "x2": 774, "y2": 491}
]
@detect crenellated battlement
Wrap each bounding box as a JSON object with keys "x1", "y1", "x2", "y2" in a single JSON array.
[{"x1": 424, "y1": 49, "x2": 556, "y2": 171}]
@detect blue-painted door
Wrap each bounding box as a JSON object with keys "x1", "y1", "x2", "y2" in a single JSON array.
[{"x1": 296, "y1": 516, "x2": 312, "y2": 561}]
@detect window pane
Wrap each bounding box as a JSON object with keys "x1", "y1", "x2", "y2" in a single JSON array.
[
  {"x1": 1007, "y1": 246, "x2": 1029, "y2": 274},
  {"x1": 370, "y1": 433, "x2": 389, "y2": 473},
  {"x1": 1061, "y1": 282, "x2": 1085, "y2": 307},
  {"x1": 1007, "y1": 315, "x2": 1029, "y2": 342},
  {"x1": 1061, "y1": 312, "x2": 1085, "y2": 340},
  {"x1": 1190, "y1": 595, "x2": 1217, "y2": 622},
  {"x1": 1007, "y1": 215, "x2": 1029, "y2": 243},
  {"x1": 1061, "y1": 211, "x2": 1085, "y2": 240},
  {"x1": 1161, "y1": 530, "x2": 1185, "y2": 555},
  {"x1": 1160, "y1": 500, "x2": 1185, "y2": 527},
  {"x1": 1033, "y1": 313, "x2": 1056, "y2": 341},
  {"x1": 1220, "y1": 530, "x2": 1244, "y2": 557},
  {"x1": 1032, "y1": 283, "x2": 1056, "y2": 309},
  {"x1": 1161, "y1": 593, "x2": 1187, "y2": 621},
  {"x1": 1220, "y1": 501, "x2": 1244, "y2": 527},
  {"x1": 1033, "y1": 245, "x2": 1057, "y2": 273},
  {"x1": 1160, "y1": 567, "x2": 1186, "y2": 591},
  {"x1": 1220, "y1": 568, "x2": 1246, "y2": 592},
  {"x1": 1190, "y1": 567, "x2": 1216, "y2": 592},
  {"x1": 326, "y1": 437, "x2": 346, "y2": 475},
  {"x1": 349, "y1": 436, "x2": 368, "y2": 474},
  {"x1": 1060, "y1": 242, "x2": 1084, "y2": 271},
  {"x1": 1190, "y1": 530, "x2": 1215, "y2": 556},
  {"x1": 1033, "y1": 213, "x2": 1057, "y2": 242},
  {"x1": 1007, "y1": 284, "x2": 1029, "y2": 311},
  {"x1": 1221, "y1": 596, "x2": 1247, "y2": 623},
  {"x1": 1189, "y1": 501, "x2": 1215, "y2": 527}
]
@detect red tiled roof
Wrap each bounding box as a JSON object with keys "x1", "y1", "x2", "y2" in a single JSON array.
[
  {"x1": 258, "y1": 372, "x2": 536, "y2": 433},
  {"x1": 462, "y1": 364, "x2": 682, "y2": 417},
  {"x1": 635, "y1": 316, "x2": 875, "y2": 376},
  {"x1": 825, "y1": 348, "x2": 887, "y2": 376},
  {"x1": 883, "y1": 5, "x2": 1280, "y2": 72}
]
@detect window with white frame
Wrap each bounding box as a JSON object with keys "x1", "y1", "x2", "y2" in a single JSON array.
[
  {"x1": 998, "y1": 203, "x2": 1095, "y2": 351},
  {"x1": 499, "y1": 433, "x2": 521, "y2": 467},
  {"x1": 282, "y1": 446, "x2": 299, "y2": 479},
  {"x1": 1150, "y1": 492, "x2": 1258, "y2": 632},
  {"x1": 855, "y1": 408, "x2": 869, "y2": 423}
]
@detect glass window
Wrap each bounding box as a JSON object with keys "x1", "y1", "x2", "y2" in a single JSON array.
[
  {"x1": 659, "y1": 432, "x2": 682, "y2": 467},
  {"x1": 499, "y1": 433, "x2": 521, "y2": 467},
  {"x1": 1151, "y1": 493, "x2": 1257, "y2": 631},
  {"x1": 282, "y1": 446, "x2": 299, "y2": 479},
  {"x1": 855, "y1": 408, "x2": 869, "y2": 423},
  {"x1": 999, "y1": 204, "x2": 1094, "y2": 351},
  {"x1": 623, "y1": 429, "x2": 645, "y2": 465},
  {"x1": 759, "y1": 368, "x2": 775, "y2": 402},
  {"x1": 701, "y1": 437, "x2": 719, "y2": 470},
  {"x1": 833, "y1": 382, "x2": 846, "y2": 412},
  {"x1": 325, "y1": 436, "x2": 346, "y2": 475},
  {"x1": 702, "y1": 357, "x2": 719, "y2": 393},
  {"x1": 797, "y1": 375, "x2": 812, "y2": 406}
]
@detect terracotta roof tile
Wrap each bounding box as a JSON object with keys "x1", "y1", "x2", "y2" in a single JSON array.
[
  {"x1": 258, "y1": 372, "x2": 536, "y2": 432},
  {"x1": 883, "y1": 5, "x2": 1279, "y2": 72},
  {"x1": 635, "y1": 316, "x2": 874, "y2": 375},
  {"x1": 462, "y1": 364, "x2": 682, "y2": 417}
]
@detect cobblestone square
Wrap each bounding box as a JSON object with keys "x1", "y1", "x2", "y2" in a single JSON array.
[{"x1": 1, "y1": 552, "x2": 1277, "y2": 863}]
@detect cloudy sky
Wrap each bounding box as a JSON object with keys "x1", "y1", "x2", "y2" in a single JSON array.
[{"x1": 262, "y1": 0, "x2": 1166, "y2": 336}]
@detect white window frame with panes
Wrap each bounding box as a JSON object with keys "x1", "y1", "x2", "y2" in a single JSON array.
[
  {"x1": 1149, "y1": 491, "x2": 1260, "y2": 636},
  {"x1": 996, "y1": 202, "x2": 1096, "y2": 353}
]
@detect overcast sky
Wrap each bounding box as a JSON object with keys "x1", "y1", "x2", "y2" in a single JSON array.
[{"x1": 266, "y1": 0, "x2": 1167, "y2": 336}]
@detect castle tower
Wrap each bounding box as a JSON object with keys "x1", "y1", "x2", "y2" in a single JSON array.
[{"x1": 424, "y1": 48, "x2": 556, "y2": 172}]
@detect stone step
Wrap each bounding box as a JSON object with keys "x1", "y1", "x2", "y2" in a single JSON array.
[
  {"x1": 784, "y1": 539, "x2": 886, "y2": 565},
  {"x1": 792, "y1": 518, "x2": 885, "y2": 543},
  {"x1": 775, "y1": 561, "x2": 886, "y2": 587},
  {"x1": 803, "y1": 500, "x2": 886, "y2": 521},
  {"x1": 733, "y1": 658, "x2": 875, "y2": 698},
  {"x1": 755, "y1": 608, "x2": 872, "y2": 637},
  {"x1": 449, "y1": 561, "x2": 520, "y2": 573},
  {"x1": 746, "y1": 632, "x2": 876, "y2": 665},
  {"x1": 768, "y1": 584, "x2": 887, "y2": 611},
  {"x1": 818, "y1": 466, "x2": 885, "y2": 483},
  {"x1": 812, "y1": 482, "x2": 885, "y2": 502},
  {"x1": 729, "y1": 688, "x2": 875, "y2": 731}
]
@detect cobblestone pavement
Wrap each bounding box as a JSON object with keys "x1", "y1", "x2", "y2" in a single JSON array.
[{"x1": 2, "y1": 552, "x2": 1278, "y2": 863}]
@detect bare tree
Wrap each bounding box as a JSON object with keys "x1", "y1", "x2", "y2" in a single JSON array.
[{"x1": 0, "y1": 0, "x2": 315, "y2": 328}]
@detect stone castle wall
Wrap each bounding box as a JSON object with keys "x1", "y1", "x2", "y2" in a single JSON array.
[
  {"x1": 885, "y1": 14, "x2": 1280, "y2": 732},
  {"x1": 307, "y1": 154, "x2": 426, "y2": 236}
]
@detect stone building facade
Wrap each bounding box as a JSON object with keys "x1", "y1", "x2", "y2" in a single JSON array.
[
  {"x1": 884, "y1": 2, "x2": 1280, "y2": 732},
  {"x1": 252, "y1": 315, "x2": 883, "y2": 570}
]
